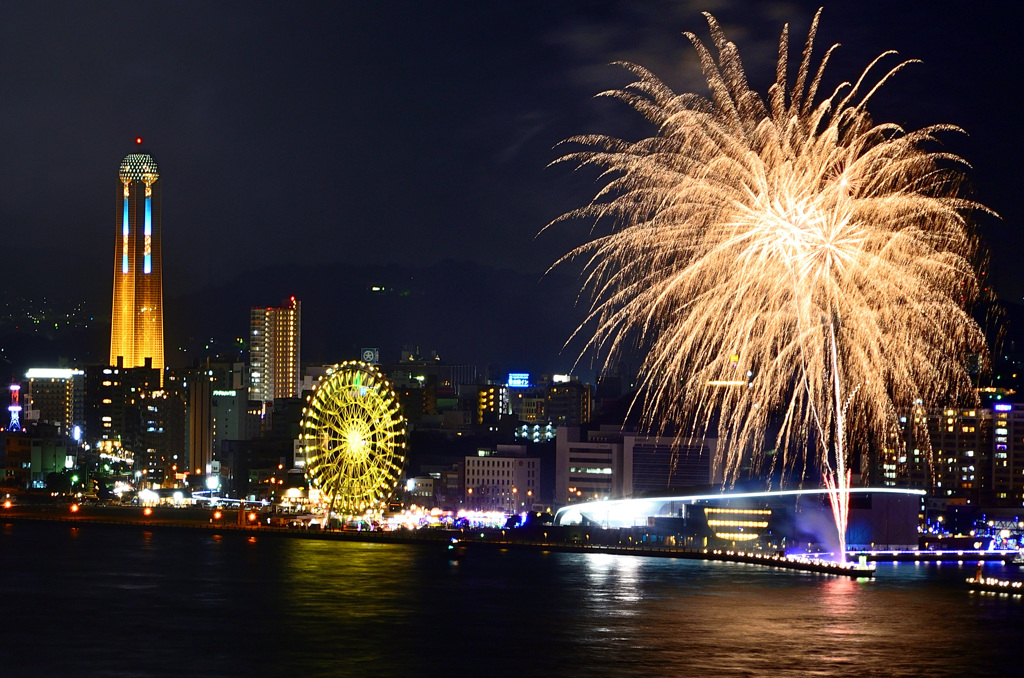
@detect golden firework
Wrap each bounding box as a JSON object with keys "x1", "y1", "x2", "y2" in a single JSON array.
[{"x1": 551, "y1": 10, "x2": 990, "y2": 558}]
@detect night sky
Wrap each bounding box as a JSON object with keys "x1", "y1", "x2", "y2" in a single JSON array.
[{"x1": 1, "y1": 1, "x2": 1020, "y2": 374}]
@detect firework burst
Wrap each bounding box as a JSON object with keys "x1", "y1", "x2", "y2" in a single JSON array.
[{"x1": 550, "y1": 10, "x2": 989, "y2": 560}]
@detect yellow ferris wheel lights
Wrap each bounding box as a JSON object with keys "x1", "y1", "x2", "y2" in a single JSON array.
[{"x1": 300, "y1": 362, "x2": 406, "y2": 517}]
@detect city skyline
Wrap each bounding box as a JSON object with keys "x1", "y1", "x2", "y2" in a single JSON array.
[
  {"x1": 3, "y1": 6, "x2": 1024, "y2": 674},
  {"x1": 0, "y1": 2, "x2": 1020, "y2": 386}
]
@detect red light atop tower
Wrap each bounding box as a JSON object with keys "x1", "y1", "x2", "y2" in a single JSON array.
[{"x1": 136, "y1": 137, "x2": 143, "y2": 145}]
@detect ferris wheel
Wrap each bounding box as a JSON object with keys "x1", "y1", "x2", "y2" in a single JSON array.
[{"x1": 300, "y1": 361, "x2": 406, "y2": 517}]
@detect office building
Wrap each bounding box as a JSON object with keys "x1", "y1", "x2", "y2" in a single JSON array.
[
  {"x1": 464, "y1": 445, "x2": 540, "y2": 511},
  {"x1": 555, "y1": 426, "x2": 715, "y2": 505},
  {"x1": 84, "y1": 364, "x2": 159, "y2": 446},
  {"x1": 250, "y1": 297, "x2": 301, "y2": 403},
  {"x1": 23, "y1": 368, "x2": 84, "y2": 438}
]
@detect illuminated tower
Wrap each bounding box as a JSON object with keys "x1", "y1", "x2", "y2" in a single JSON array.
[
  {"x1": 110, "y1": 139, "x2": 164, "y2": 384},
  {"x1": 249, "y1": 297, "x2": 301, "y2": 403},
  {"x1": 7, "y1": 383, "x2": 21, "y2": 431}
]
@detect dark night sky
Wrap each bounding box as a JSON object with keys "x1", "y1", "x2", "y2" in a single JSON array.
[{"x1": 1, "y1": 1, "x2": 1021, "y2": 373}]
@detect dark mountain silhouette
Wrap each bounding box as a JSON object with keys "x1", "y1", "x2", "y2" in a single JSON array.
[{"x1": 163, "y1": 259, "x2": 592, "y2": 379}]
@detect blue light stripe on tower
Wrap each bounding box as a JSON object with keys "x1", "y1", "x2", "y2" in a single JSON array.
[
  {"x1": 122, "y1": 197, "x2": 129, "y2": 273},
  {"x1": 144, "y1": 196, "x2": 152, "y2": 274}
]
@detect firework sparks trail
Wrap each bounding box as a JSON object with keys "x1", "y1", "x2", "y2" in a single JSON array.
[{"x1": 549, "y1": 9, "x2": 990, "y2": 562}]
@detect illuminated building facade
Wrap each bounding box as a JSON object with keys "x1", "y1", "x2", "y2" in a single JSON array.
[
  {"x1": 556, "y1": 426, "x2": 625, "y2": 505},
  {"x1": 926, "y1": 407, "x2": 991, "y2": 506},
  {"x1": 554, "y1": 488, "x2": 923, "y2": 551},
  {"x1": 990, "y1": 403, "x2": 1024, "y2": 506},
  {"x1": 545, "y1": 380, "x2": 591, "y2": 426},
  {"x1": 249, "y1": 298, "x2": 301, "y2": 403},
  {"x1": 83, "y1": 363, "x2": 160, "y2": 475},
  {"x1": 24, "y1": 368, "x2": 85, "y2": 437},
  {"x1": 463, "y1": 447, "x2": 539, "y2": 511},
  {"x1": 476, "y1": 384, "x2": 509, "y2": 424},
  {"x1": 555, "y1": 426, "x2": 715, "y2": 506},
  {"x1": 878, "y1": 406, "x2": 995, "y2": 505},
  {"x1": 110, "y1": 146, "x2": 164, "y2": 383},
  {"x1": 131, "y1": 387, "x2": 186, "y2": 486}
]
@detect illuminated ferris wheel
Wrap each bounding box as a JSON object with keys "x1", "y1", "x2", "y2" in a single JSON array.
[{"x1": 300, "y1": 361, "x2": 406, "y2": 516}]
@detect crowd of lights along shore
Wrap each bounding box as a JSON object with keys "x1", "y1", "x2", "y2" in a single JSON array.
[
  {"x1": 550, "y1": 10, "x2": 989, "y2": 561},
  {"x1": 300, "y1": 361, "x2": 407, "y2": 518}
]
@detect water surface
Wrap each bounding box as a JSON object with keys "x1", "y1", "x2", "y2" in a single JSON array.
[{"x1": 2, "y1": 521, "x2": 1020, "y2": 677}]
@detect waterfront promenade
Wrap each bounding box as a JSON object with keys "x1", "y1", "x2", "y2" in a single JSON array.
[{"x1": 3, "y1": 502, "x2": 885, "y2": 577}]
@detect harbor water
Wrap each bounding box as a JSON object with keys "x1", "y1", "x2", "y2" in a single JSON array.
[{"x1": 2, "y1": 520, "x2": 1022, "y2": 677}]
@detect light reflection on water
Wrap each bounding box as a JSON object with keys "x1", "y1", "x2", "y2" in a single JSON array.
[{"x1": 2, "y1": 522, "x2": 1023, "y2": 677}]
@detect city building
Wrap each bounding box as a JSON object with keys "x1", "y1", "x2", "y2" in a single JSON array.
[
  {"x1": 476, "y1": 384, "x2": 509, "y2": 425},
  {"x1": 29, "y1": 436, "x2": 72, "y2": 489},
  {"x1": 928, "y1": 407, "x2": 991, "y2": 506},
  {"x1": 110, "y1": 143, "x2": 164, "y2": 384},
  {"x1": 0, "y1": 430, "x2": 31, "y2": 488},
  {"x1": 189, "y1": 378, "x2": 212, "y2": 478},
  {"x1": 555, "y1": 426, "x2": 715, "y2": 506},
  {"x1": 628, "y1": 434, "x2": 713, "y2": 495},
  {"x1": 545, "y1": 379, "x2": 591, "y2": 426},
  {"x1": 875, "y1": 404, "x2": 1000, "y2": 507},
  {"x1": 406, "y1": 476, "x2": 435, "y2": 501},
  {"x1": 211, "y1": 388, "x2": 259, "y2": 460},
  {"x1": 250, "y1": 297, "x2": 301, "y2": 403},
  {"x1": 556, "y1": 426, "x2": 625, "y2": 505},
  {"x1": 990, "y1": 403, "x2": 1024, "y2": 506},
  {"x1": 83, "y1": 363, "x2": 160, "y2": 451},
  {"x1": 136, "y1": 389, "x2": 187, "y2": 486},
  {"x1": 218, "y1": 439, "x2": 294, "y2": 500},
  {"x1": 81, "y1": 362, "x2": 184, "y2": 484},
  {"x1": 464, "y1": 445, "x2": 540, "y2": 511},
  {"x1": 23, "y1": 368, "x2": 85, "y2": 438}
]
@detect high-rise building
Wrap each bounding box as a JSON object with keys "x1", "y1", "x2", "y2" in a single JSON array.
[
  {"x1": 24, "y1": 368, "x2": 85, "y2": 437},
  {"x1": 81, "y1": 364, "x2": 158, "y2": 454},
  {"x1": 249, "y1": 297, "x2": 301, "y2": 403},
  {"x1": 110, "y1": 141, "x2": 164, "y2": 384},
  {"x1": 189, "y1": 378, "x2": 213, "y2": 477},
  {"x1": 545, "y1": 380, "x2": 591, "y2": 426}
]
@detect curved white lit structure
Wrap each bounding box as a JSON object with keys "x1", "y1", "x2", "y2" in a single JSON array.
[{"x1": 555, "y1": 487, "x2": 926, "y2": 529}]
